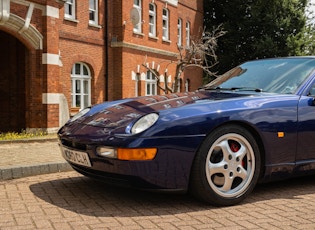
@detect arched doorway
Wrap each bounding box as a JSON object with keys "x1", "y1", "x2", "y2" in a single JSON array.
[{"x1": 0, "y1": 31, "x2": 27, "y2": 132}]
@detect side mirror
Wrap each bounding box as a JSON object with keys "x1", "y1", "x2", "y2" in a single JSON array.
[
  {"x1": 307, "y1": 88, "x2": 315, "y2": 106},
  {"x1": 309, "y1": 87, "x2": 315, "y2": 96}
]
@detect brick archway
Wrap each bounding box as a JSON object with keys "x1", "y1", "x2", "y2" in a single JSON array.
[{"x1": 0, "y1": 31, "x2": 27, "y2": 132}]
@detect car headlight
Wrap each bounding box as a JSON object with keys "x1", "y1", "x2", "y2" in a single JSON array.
[
  {"x1": 96, "y1": 147, "x2": 117, "y2": 158},
  {"x1": 69, "y1": 107, "x2": 90, "y2": 122},
  {"x1": 96, "y1": 146, "x2": 157, "y2": 160},
  {"x1": 129, "y1": 113, "x2": 159, "y2": 134}
]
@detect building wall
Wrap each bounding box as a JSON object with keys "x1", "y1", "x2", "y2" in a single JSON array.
[
  {"x1": 109, "y1": 0, "x2": 204, "y2": 100},
  {"x1": 59, "y1": 0, "x2": 106, "y2": 106},
  {"x1": 0, "y1": 0, "x2": 203, "y2": 133},
  {"x1": 0, "y1": 0, "x2": 53, "y2": 132}
]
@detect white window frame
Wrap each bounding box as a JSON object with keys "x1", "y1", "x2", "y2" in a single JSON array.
[
  {"x1": 186, "y1": 21, "x2": 191, "y2": 47},
  {"x1": 71, "y1": 63, "x2": 92, "y2": 110},
  {"x1": 133, "y1": 0, "x2": 142, "y2": 33},
  {"x1": 149, "y1": 3, "x2": 156, "y2": 37},
  {"x1": 65, "y1": 0, "x2": 75, "y2": 20},
  {"x1": 89, "y1": 0, "x2": 98, "y2": 25},
  {"x1": 177, "y1": 18, "x2": 182, "y2": 46},
  {"x1": 162, "y1": 8, "x2": 169, "y2": 41},
  {"x1": 185, "y1": 79, "x2": 190, "y2": 92},
  {"x1": 176, "y1": 79, "x2": 182, "y2": 93},
  {"x1": 146, "y1": 71, "x2": 157, "y2": 96}
]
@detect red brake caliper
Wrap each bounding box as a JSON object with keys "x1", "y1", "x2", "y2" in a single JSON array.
[
  {"x1": 229, "y1": 140, "x2": 245, "y2": 167},
  {"x1": 229, "y1": 141, "x2": 240, "y2": 152}
]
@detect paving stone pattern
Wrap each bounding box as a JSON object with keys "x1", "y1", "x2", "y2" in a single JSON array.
[
  {"x1": 1, "y1": 140, "x2": 315, "y2": 229},
  {"x1": 1, "y1": 171, "x2": 315, "y2": 229}
]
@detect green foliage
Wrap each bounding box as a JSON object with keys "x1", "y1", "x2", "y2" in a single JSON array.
[
  {"x1": 302, "y1": 21, "x2": 315, "y2": 55},
  {"x1": 303, "y1": 0, "x2": 315, "y2": 52},
  {"x1": 204, "y1": 0, "x2": 309, "y2": 74},
  {"x1": 0, "y1": 130, "x2": 49, "y2": 141}
]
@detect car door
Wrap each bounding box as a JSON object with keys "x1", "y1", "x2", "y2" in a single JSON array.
[{"x1": 296, "y1": 81, "x2": 315, "y2": 172}]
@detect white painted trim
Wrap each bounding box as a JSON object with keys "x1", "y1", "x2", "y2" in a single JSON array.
[
  {"x1": 2, "y1": 13, "x2": 43, "y2": 49},
  {"x1": 42, "y1": 93, "x2": 60, "y2": 104},
  {"x1": 131, "y1": 71, "x2": 137, "y2": 80},
  {"x1": 159, "y1": 75, "x2": 165, "y2": 83},
  {"x1": 19, "y1": 3, "x2": 34, "y2": 34},
  {"x1": 42, "y1": 53, "x2": 60, "y2": 66},
  {"x1": 44, "y1": 5, "x2": 59, "y2": 18},
  {"x1": 140, "y1": 72, "x2": 146, "y2": 81},
  {"x1": 42, "y1": 93, "x2": 70, "y2": 127},
  {"x1": 11, "y1": 0, "x2": 45, "y2": 12},
  {"x1": 0, "y1": 0, "x2": 10, "y2": 24},
  {"x1": 164, "y1": 0, "x2": 178, "y2": 7},
  {"x1": 111, "y1": 41, "x2": 177, "y2": 57}
]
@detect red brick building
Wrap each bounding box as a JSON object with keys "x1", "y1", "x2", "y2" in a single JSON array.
[{"x1": 0, "y1": 0, "x2": 203, "y2": 133}]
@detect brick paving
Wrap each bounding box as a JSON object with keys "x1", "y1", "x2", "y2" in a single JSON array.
[
  {"x1": 0, "y1": 171, "x2": 315, "y2": 229},
  {"x1": 1, "y1": 140, "x2": 315, "y2": 229}
]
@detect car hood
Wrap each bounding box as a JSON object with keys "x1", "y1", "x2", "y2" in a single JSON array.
[{"x1": 71, "y1": 91, "x2": 251, "y2": 129}]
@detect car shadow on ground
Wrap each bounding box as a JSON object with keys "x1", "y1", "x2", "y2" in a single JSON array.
[{"x1": 29, "y1": 174, "x2": 315, "y2": 217}]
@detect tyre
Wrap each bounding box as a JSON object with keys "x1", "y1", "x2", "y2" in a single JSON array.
[{"x1": 190, "y1": 124, "x2": 261, "y2": 206}]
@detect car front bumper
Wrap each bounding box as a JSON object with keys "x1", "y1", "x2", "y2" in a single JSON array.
[{"x1": 58, "y1": 134, "x2": 204, "y2": 191}]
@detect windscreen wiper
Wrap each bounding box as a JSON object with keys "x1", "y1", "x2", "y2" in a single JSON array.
[
  {"x1": 203, "y1": 86, "x2": 263, "y2": 92},
  {"x1": 225, "y1": 87, "x2": 263, "y2": 92}
]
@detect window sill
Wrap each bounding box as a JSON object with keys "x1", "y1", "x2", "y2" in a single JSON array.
[
  {"x1": 70, "y1": 107, "x2": 80, "y2": 116},
  {"x1": 149, "y1": 35, "x2": 159, "y2": 40},
  {"x1": 64, "y1": 17, "x2": 79, "y2": 23},
  {"x1": 162, "y1": 39, "x2": 171, "y2": 44},
  {"x1": 133, "y1": 31, "x2": 145, "y2": 37},
  {"x1": 89, "y1": 23, "x2": 102, "y2": 29}
]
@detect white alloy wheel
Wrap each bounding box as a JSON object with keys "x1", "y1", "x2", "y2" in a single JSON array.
[
  {"x1": 190, "y1": 125, "x2": 261, "y2": 206},
  {"x1": 205, "y1": 133, "x2": 255, "y2": 198}
]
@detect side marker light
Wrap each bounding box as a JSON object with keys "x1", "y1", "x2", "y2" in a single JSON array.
[
  {"x1": 278, "y1": 132, "x2": 284, "y2": 138},
  {"x1": 117, "y1": 148, "x2": 157, "y2": 160}
]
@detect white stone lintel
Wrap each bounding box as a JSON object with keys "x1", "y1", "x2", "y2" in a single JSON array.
[{"x1": 42, "y1": 53, "x2": 60, "y2": 66}]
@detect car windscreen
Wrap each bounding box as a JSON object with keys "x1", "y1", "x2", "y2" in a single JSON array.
[{"x1": 205, "y1": 58, "x2": 315, "y2": 94}]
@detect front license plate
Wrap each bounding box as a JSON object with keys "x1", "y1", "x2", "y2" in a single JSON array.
[{"x1": 61, "y1": 147, "x2": 92, "y2": 167}]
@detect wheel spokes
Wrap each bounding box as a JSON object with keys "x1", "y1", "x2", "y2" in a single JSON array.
[
  {"x1": 208, "y1": 138, "x2": 252, "y2": 193},
  {"x1": 221, "y1": 175, "x2": 234, "y2": 191},
  {"x1": 218, "y1": 140, "x2": 234, "y2": 161},
  {"x1": 237, "y1": 165, "x2": 248, "y2": 180},
  {"x1": 208, "y1": 161, "x2": 227, "y2": 175}
]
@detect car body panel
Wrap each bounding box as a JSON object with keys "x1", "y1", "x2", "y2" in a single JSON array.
[
  {"x1": 58, "y1": 57, "x2": 315, "y2": 192},
  {"x1": 59, "y1": 91, "x2": 307, "y2": 189}
]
